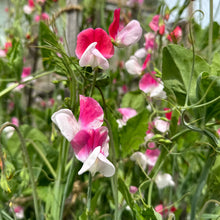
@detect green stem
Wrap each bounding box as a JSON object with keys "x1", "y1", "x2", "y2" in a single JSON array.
[
  {"x1": 52, "y1": 137, "x2": 69, "y2": 219},
  {"x1": 89, "y1": 70, "x2": 98, "y2": 97},
  {"x1": 27, "y1": 139, "x2": 57, "y2": 179},
  {"x1": 87, "y1": 172, "x2": 92, "y2": 219},
  {"x1": 0, "y1": 123, "x2": 40, "y2": 220},
  {"x1": 208, "y1": 0, "x2": 213, "y2": 63}
]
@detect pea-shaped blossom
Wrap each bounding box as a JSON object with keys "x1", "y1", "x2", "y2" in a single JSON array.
[
  {"x1": 116, "y1": 107, "x2": 137, "y2": 128},
  {"x1": 75, "y1": 28, "x2": 114, "y2": 70},
  {"x1": 51, "y1": 95, "x2": 115, "y2": 177},
  {"x1": 149, "y1": 15, "x2": 165, "y2": 35},
  {"x1": 109, "y1": 8, "x2": 142, "y2": 47},
  {"x1": 139, "y1": 71, "x2": 166, "y2": 98},
  {"x1": 167, "y1": 26, "x2": 182, "y2": 43}
]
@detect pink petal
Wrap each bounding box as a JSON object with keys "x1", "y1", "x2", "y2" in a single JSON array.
[
  {"x1": 144, "y1": 32, "x2": 156, "y2": 50},
  {"x1": 125, "y1": 56, "x2": 142, "y2": 75},
  {"x1": 115, "y1": 20, "x2": 142, "y2": 47},
  {"x1": 118, "y1": 108, "x2": 137, "y2": 123},
  {"x1": 51, "y1": 109, "x2": 79, "y2": 142},
  {"x1": 21, "y1": 67, "x2": 31, "y2": 78},
  {"x1": 142, "y1": 54, "x2": 151, "y2": 70},
  {"x1": 154, "y1": 117, "x2": 170, "y2": 133},
  {"x1": 149, "y1": 15, "x2": 160, "y2": 32},
  {"x1": 78, "y1": 95, "x2": 104, "y2": 130},
  {"x1": 109, "y1": 8, "x2": 120, "y2": 40},
  {"x1": 79, "y1": 42, "x2": 109, "y2": 69},
  {"x1": 75, "y1": 28, "x2": 114, "y2": 59},
  {"x1": 139, "y1": 72, "x2": 159, "y2": 93},
  {"x1": 129, "y1": 186, "x2": 138, "y2": 194},
  {"x1": 145, "y1": 148, "x2": 160, "y2": 166},
  {"x1": 71, "y1": 129, "x2": 92, "y2": 162}
]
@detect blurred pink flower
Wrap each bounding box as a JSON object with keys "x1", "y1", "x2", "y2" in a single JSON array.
[
  {"x1": 0, "y1": 49, "x2": 6, "y2": 57},
  {"x1": 149, "y1": 15, "x2": 165, "y2": 35},
  {"x1": 109, "y1": 8, "x2": 142, "y2": 47},
  {"x1": 21, "y1": 67, "x2": 31, "y2": 78},
  {"x1": 167, "y1": 26, "x2": 182, "y2": 43},
  {"x1": 154, "y1": 117, "x2": 170, "y2": 133},
  {"x1": 129, "y1": 186, "x2": 138, "y2": 194},
  {"x1": 139, "y1": 72, "x2": 166, "y2": 98},
  {"x1": 75, "y1": 28, "x2": 114, "y2": 69},
  {"x1": 51, "y1": 95, "x2": 115, "y2": 177},
  {"x1": 145, "y1": 148, "x2": 160, "y2": 167},
  {"x1": 35, "y1": 13, "x2": 50, "y2": 22},
  {"x1": 155, "y1": 204, "x2": 176, "y2": 217},
  {"x1": 144, "y1": 32, "x2": 157, "y2": 51},
  {"x1": 13, "y1": 206, "x2": 24, "y2": 219},
  {"x1": 117, "y1": 107, "x2": 137, "y2": 128}
]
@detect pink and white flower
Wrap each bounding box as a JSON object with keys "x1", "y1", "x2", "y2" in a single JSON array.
[
  {"x1": 149, "y1": 15, "x2": 165, "y2": 35},
  {"x1": 155, "y1": 173, "x2": 175, "y2": 189},
  {"x1": 144, "y1": 32, "x2": 157, "y2": 51},
  {"x1": 117, "y1": 107, "x2": 137, "y2": 128},
  {"x1": 154, "y1": 117, "x2": 170, "y2": 133},
  {"x1": 75, "y1": 28, "x2": 114, "y2": 69},
  {"x1": 13, "y1": 206, "x2": 24, "y2": 219},
  {"x1": 23, "y1": 0, "x2": 35, "y2": 14},
  {"x1": 139, "y1": 71, "x2": 166, "y2": 98},
  {"x1": 109, "y1": 8, "x2": 142, "y2": 47},
  {"x1": 51, "y1": 95, "x2": 115, "y2": 177}
]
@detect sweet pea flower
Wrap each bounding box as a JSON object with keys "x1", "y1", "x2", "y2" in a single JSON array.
[
  {"x1": 144, "y1": 32, "x2": 157, "y2": 51},
  {"x1": 139, "y1": 71, "x2": 166, "y2": 98},
  {"x1": 154, "y1": 117, "x2": 170, "y2": 133},
  {"x1": 145, "y1": 148, "x2": 160, "y2": 167},
  {"x1": 51, "y1": 95, "x2": 115, "y2": 177},
  {"x1": 23, "y1": 0, "x2": 35, "y2": 14},
  {"x1": 34, "y1": 13, "x2": 50, "y2": 22},
  {"x1": 155, "y1": 173, "x2": 175, "y2": 189},
  {"x1": 13, "y1": 206, "x2": 24, "y2": 219},
  {"x1": 3, "y1": 117, "x2": 19, "y2": 138},
  {"x1": 125, "y1": 54, "x2": 151, "y2": 75},
  {"x1": 167, "y1": 26, "x2": 182, "y2": 43},
  {"x1": 129, "y1": 186, "x2": 138, "y2": 194},
  {"x1": 155, "y1": 204, "x2": 176, "y2": 217},
  {"x1": 109, "y1": 8, "x2": 142, "y2": 47},
  {"x1": 117, "y1": 107, "x2": 137, "y2": 128},
  {"x1": 149, "y1": 15, "x2": 165, "y2": 35},
  {"x1": 75, "y1": 28, "x2": 114, "y2": 69}
]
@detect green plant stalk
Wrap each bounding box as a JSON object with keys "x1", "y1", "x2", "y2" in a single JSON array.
[
  {"x1": 27, "y1": 139, "x2": 57, "y2": 179},
  {"x1": 89, "y1": 69, "x2": 98, "y2": 97},
  {"x1": 87, "y1": 172, "x2": 92, "y2": 219},
  {"x1": 208, "y1": 0, "x2": 213, "y2": 63},
  {"x1": 52, "y1": 137, "x2": 69, "y2": 219},
  {"x1": 0, "y1": 123, "x2": 40, "y2": 220},
  {"x1": 190, "y1": 149, "x2": 215, "y2": 220}
]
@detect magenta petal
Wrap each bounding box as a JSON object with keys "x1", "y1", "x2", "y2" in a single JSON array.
[
  {"x1": 139, "y1": 72, "x2": 159, "y2": 93},
  {"x1": 109, "y1": 8, "x2": 120, "y2": 40},
  {"x1": 75, "y1": 28, "x2": 95, "y2": 59},
  {"x1": 71, "y1": 130, "x2": 92, "y2": 162},
  {"x1": 79, "y1": 95, "x2": 104, "y2": 130},
  {"x1": 94, "y1": 28, "x2": 114, "y2": 59},
  {"x1": 142, "y1": 54, "x2": 151, "y2": 71}
]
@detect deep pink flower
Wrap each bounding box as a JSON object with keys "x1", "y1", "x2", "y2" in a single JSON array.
[
  {"x1": 139, "y1": 72, "x2": 166, "y2": 98},
  {"x1": 149, "y1": 15, "x2": 165, "y2": 35},
  {"x1": 129, "y1": 186, "x2": 138, "y2": 194},
  {"x1": 51, "y1": 95, "x2": 115, "y2": 177},
  {"x1": 4, "y1": 42, "x2": 12, "y2": 53},
  {"x1": 144, "y1": 32, "x2": 157, "y2": 51},
  {"x1": 41, "y1": 12, "x2": 49, "y2": 20},
  {"x1": 28, "y1": 0, "x2": 35, "y2": 7},
  {"x1": 164, "y1": 108, "x2": 172, "y2": 120},
  {"x1": 109, "y1": 8, "x2": 142, "y2": 47},
  {"x1": 21, "y1": 67, "x2": 31, "y2": 78},
  {"x1": 75, "y1": 28, "x2": 114, "y2": 69},
  {"x1": 167, "y1": 26, "x2": 182, "y2": 43}
]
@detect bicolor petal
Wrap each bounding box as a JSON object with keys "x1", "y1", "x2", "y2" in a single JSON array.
[
  {"x1": 79, "y1": 95, "x2": 104, "y2": 130},
  {"x1": 51, "y1": 109, "x2": 79, "y2": 142},
  {"x1": 109, "y1": 8, "x2": 120, "y2": 40},
  {"x1": 125, "y1": 56, "x2": 142, "y2": 75},
  {"x1": 79, "y1": 42, "x2": 109, "y2": 69},
  {"x1": 118, "y1": 108, "x2": 137, "y2": 123}
]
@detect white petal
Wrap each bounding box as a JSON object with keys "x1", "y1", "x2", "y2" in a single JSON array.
[
  {"x1": 125, "y1": 56, "x2": 142, "y2": 75},
  {"x1": 154, "y1": 117, "x2": 170, "y2": 133},
  {"x1": 155, "y1": 173, "x2": 175, "y2": 189},
  {"x1": 79, "y1": 42, "x2": 109, "y2": 70},
  {"x1": 78, "y1": 146, "x2": 101, "y2": 176},
  {"x1": 130, "y1": 152, "x2": 148, "y2": 170},
  {"x1": 51, "y1": 109, "x2": 79, "y2": 142},
  {"x1": 134, "y1": 48, "x2": 147, "y2": 58}
]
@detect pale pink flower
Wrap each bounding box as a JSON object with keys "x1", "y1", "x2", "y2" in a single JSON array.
[
  {"x1": 13, "y1": 206, "x2": 24, "y2": 219},
  {"x1": 0, "y1": 49, "x2": 6, "y2": 57},
  {"x1": 139, "y1": 72, "x2": 166, "y2": 98},
  {"x1": 34, "y1": 15, "x2": 41, "y2": 22},
  {"x1": 117, "y1": 107, "x2": 137, "y2": 128},
  {"x1": 129, "y1": 186, "x2": 138, "y2": 194},
  {"x1": 154, "y1": 117, "x2": 170, "y2": 133},
  {"x1": 23, "y1": 5, "x2": 33, "y2": 14},
  {"x1": 167, "y1": 26, "x2": 182, "y2": 43},
  {"x1": 155, "y1": 173, "x2": 175, "y2": 189},
  {"x1": 51, "y1": 95, "x2": 115, "y2": 177},
  {"x1": 109, "y1": 8, "x2": 142, "y2": 47},
  {"x1": 75, "y1": 28, "x2": 114, "y2": 69}
]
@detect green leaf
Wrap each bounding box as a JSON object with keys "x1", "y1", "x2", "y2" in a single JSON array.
[
  {"x1": 120, "y1": 109, "x2": 149, "y2": 157},
  {"x1": 121, "y1": 91, "x2": 146, "y2": 113},
  {"x1": 211, "y1": 52, "x2": 220, "y2": 76},
  {"x1": 196, "y1": 72, "x2": 220, "y2": 122},
  {"x1": 118, "y1": 177, "x2": 134, "y2": 210},
  {"x1": 162, "y1": 44, "x2": 210, "y2": 105}
]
